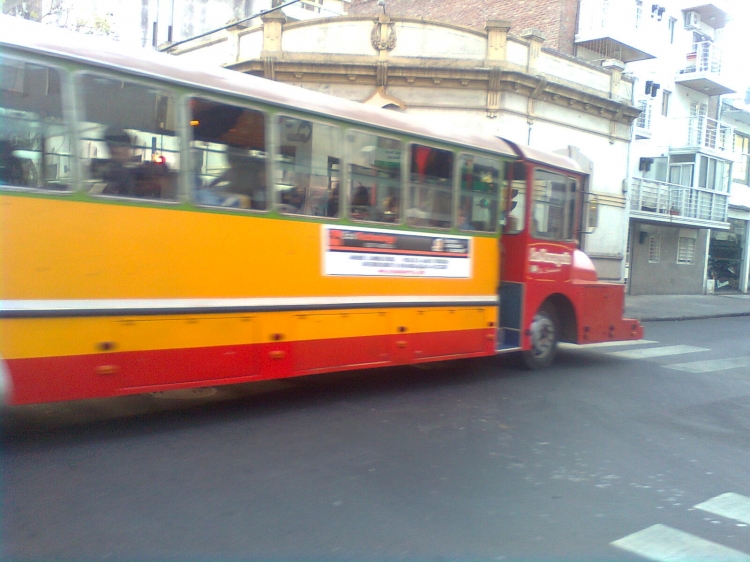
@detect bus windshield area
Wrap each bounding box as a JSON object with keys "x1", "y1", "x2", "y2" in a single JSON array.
[{"x1": 531, "y1": 169, "x2": 577, "y2": 241}]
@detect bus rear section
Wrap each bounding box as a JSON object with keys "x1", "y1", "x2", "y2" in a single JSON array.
[{"x1": 498, "y1": 145, "x2": 643, "y2": 368}]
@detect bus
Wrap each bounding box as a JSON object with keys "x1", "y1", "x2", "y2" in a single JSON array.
[{"x1": 0, "y1": 17, "x2": 642, "y2": 406}]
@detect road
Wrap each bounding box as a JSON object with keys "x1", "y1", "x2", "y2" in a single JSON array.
[{"x1": 4, "y1": 317, "x2": 750, "y2": 561}]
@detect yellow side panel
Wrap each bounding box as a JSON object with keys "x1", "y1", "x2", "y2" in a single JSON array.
[
  {"x1": 1, "y1": 317, "x2": 114, "y2": 359},
  {"x1": 293, "y1": 312, "x2": 389, "y2": 341},
  {"x1": 411, "y1": 308, "x2": 487, "y2": 333},
  {"x1": 114, "y1": 316, "x2": 256, "y2": 352},
  {"x1": 0, "y1": 196, "x2": 498, "y2": 299}
]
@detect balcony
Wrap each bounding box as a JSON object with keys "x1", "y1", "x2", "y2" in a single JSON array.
[
  {"x1": 675, "y1": 42, "x2": 735, "y2": 96},
  {"x1": 670, "y1": 116, "x2": 734, "y2": 154},
  {"x1": 681, "y1": 3, "x2": 730, "y2": 29},
  {"x1": 575, "y1": 0, "x2": 656, "y2": 62},
  {"x1": 630, "y1": 178, "x2": 729, "y2": 229}
]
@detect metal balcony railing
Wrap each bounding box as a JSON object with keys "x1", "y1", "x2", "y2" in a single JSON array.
[
  {"x1": 672, "y1": 116, "x2": 734, "y2": 152},
  {"x1": 630, "y1": 178, "x2": 728, "y2": 225},
  {"x1": 680, "y1": 41, "x2": 722, "y2": 75}
]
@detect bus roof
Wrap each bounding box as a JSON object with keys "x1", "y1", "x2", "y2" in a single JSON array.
[
  {"x1": 499, "y1": 139, "x2": 583, "y2": 174},
  {"x1": 0, "y1": 16, "x2": 516, "y2": 159}
]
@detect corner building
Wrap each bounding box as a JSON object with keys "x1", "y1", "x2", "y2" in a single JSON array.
[{"x1": 166, "y1": 10, "x2": 638, "y2": 281}]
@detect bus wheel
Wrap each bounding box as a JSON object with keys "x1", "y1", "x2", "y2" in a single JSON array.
[{"x1": 522, "y1": 305, "x2": 558, "y2": 369}]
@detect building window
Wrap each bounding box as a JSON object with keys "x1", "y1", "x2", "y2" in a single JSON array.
[
  {"x1": 677, "y1": 237, "x2": 696, "y2": 264},
  {"x1": 661, "y1": 90, "x2": 671, "y2": 117},
  {"x1": 734, "y1": 132, "x2": 750, "y2": 186},
  {"x1": 698, "y1": 155, "x2": 730, "y2": 192},
  {"x1": 635, "y1": 0, "x2": 643, "y2": 28},
  {"x1": 649, "y1": 236, "x2": 660, "y2": 263},
  {"x1": 636, "y1": 100, "x2": 652, "y2": 131}
]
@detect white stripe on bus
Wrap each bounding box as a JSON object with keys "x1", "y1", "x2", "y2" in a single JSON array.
[{"x1": 0, "y1": 295, "x2": 498, "y2": 314}]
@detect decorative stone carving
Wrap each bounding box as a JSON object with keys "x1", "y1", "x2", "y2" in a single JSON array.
[{"x1": 371, "y1": 16, "x2": 396, "y2": 51}]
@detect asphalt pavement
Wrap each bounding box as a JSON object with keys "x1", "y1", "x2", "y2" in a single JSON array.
[{"x1": 624, "y1": 291, "x2": 750, "y2": 322}]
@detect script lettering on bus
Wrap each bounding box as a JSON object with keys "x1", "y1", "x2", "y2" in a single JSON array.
[{"x1": 528, "y1": 247, "x2": 572, "y2": 274}]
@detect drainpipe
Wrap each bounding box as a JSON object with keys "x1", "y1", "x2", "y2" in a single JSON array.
[{"x1": 621, "y1": 71, "x2": 637, "y2": 290}]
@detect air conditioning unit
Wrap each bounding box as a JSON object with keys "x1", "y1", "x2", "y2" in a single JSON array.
[{"x1": 685, "y1": 11, "x2": 701, "y2": 29}]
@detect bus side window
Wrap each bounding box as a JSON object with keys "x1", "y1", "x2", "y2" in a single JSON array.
[
  {"x1": 504, "y1": 161, "x2": 526, "y2": 234},
  {"x1": 78, "y1": 73, "x2": 180, "y2": 201},
  {"x1": 531, "y1": 169, "x2": 574, "y2": 240},
  {"x1": 348, "y1": 131, "x2": 402, "y2": 223},
  {"x1": 0, "y1": 57, "x2": 73, "y2": 191},
  {"x1": 189, "y1": 98, "x2": 267, "y2": 210},
  {"x1": 458, "y1": 153, "x2": 499, "y2": 232},
  {"x1": 276, "y1": 116, "x2": 340, "y2": 217},
  {"x1": 408, "y1": 144, "x2": 453, "y2": 228}
]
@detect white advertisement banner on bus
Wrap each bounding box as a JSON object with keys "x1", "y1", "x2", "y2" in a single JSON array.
[{"x1": 323, "y1": 225, "x2": 471, "y2": 278}]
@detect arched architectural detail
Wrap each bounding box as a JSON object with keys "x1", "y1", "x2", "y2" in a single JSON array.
[{"x1": 362, "y1": 86, "x2": 405, "y2": 110}]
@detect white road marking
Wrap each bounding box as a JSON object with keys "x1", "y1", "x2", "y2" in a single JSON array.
[
  {"x1": 695, "y1": 493, "x2": 750, "y2": 525},
  {"x1": 663, "y1": 357, "x2": 750, "y2": 373},
  {"x1": 611, "y1": 524, "x2": 750, "y2": 562},
  {"x1": 561, "y1": 339, "x2": 659, "y2": 349},
  {"x1": 610, "y1": 345, "x2": 709, "y2": 359}
]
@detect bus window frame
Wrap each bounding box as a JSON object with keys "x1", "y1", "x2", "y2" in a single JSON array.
[
  {"x1": 187, "y1": 93, "x2": 271, "y2": 213},
  {"x1": 345, "y1": 128, "x2": 404, "y2": 226},
  {"x1": 530, "y1": 166, "x2": 579, "y2": 242},
  {"x1": 74, "y1": 69, "x2": 183, "y2": 205},
  {"x1": 503, "y1": 160, "x2": 527, "y2": 235},
  {"x1": 406, "y1": 141, "x2": 455, "y2": 230},
  {"x1": 275, "y1": 113, "x2": 343, "y2": 218},
  {"x1": 0, "y1": 54, "x2": 77, "y2": 195},
  {"x1": 456, "y1": 151, "x2": 502, "y2": 234}
]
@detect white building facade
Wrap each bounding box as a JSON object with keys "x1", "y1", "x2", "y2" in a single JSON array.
[{"x1": 575, "y1": 0, "x2": 746, "y2": 295}]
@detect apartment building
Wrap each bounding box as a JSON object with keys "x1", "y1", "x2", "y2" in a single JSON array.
[
  {"x1": 576, "y1": 1, "x2": 738, "y2": 295},
  {"x1": 1, "y1": 0, "x2": 351, "y2": 48},
  {"x1": 343, "y1": 0, "x2": 748, "y2": 295}
]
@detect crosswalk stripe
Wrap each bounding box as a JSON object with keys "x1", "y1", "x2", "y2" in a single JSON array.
[
  {"x1": 611, "y1": 523, "x2": 750, "y2": 562},
  {"x1": 610, "y1": 345, "x2": 709, "y2": 359},
  {"x1": 663, "y1": 357, "x2": 750, "y2": 374},
  {"x1": 695, "y1": 493, "x2": 750, "y2": 525},
  {"x1": 562, "y1": 339, "x2": 659, "y2": 349}
]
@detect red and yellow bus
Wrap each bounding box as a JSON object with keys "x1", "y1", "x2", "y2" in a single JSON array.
[{"x1": 0, "y1": 18, "x2": 642, "y2": 406}]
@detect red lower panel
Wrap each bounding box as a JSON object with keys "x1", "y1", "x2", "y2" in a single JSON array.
[
  {"x1": 293, "y1": 334, "x2": 392, "y2": 373},
  {"x1": 6, "y1": 329, "x2": 495, "y2": 405}
]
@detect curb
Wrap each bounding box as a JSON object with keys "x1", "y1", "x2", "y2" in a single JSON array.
[{"x1": 626, "y1": 311, "x2": 750, "y2": 322}]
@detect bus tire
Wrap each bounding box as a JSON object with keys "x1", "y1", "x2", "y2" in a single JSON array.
[{"x1": 522, "y1": 304, "x2": 558, "y2": 369}]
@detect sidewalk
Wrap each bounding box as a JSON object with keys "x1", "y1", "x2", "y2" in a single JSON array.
[{"x1": 624, "y1": 292, "x2": 750, "y2": 322}]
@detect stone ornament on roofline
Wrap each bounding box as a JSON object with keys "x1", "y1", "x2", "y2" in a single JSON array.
[{"x1": 371, "y1": 16, "x2": 397, "y2": 51}]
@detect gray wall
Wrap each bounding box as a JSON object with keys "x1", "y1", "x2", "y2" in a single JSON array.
[{"x1": 628, "y1": 224, "x2": 707, "y2": 295}]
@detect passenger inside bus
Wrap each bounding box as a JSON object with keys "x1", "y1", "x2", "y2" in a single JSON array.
[
  {"x1": 100, "y1": 127, "x2": 138, "y2": 196},
  {"x1": 351, "y1": 184, "x2": 370, "y2": 219},
  {"x1": 0, "y1": 141, "x2": 25, "y2": 186},
  {"x1": 206, "y1": 146, "x2": 266, "y2": 209}
]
